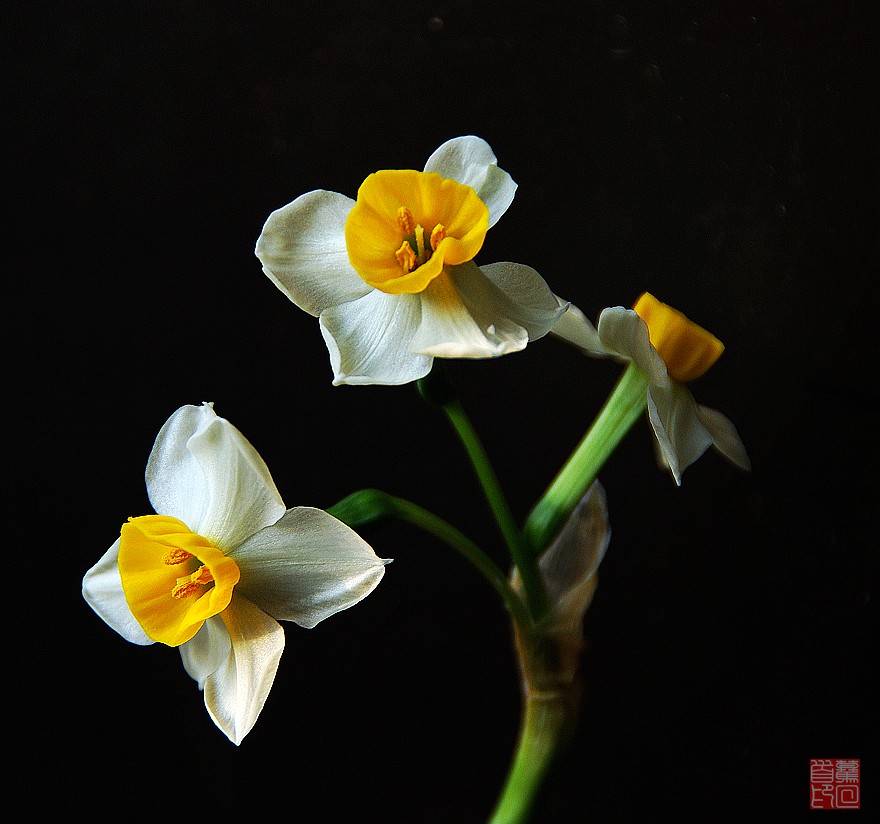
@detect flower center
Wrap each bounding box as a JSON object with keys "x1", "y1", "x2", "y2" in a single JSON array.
[
  {"x1": 118, "y1": 514, "x2": 240, "y2": 647},
  {"x1": 345, "y1": 169, "x2": 489, "y2": 295},
  {"x1": 393, "y1": 206, "x2": 447, "y2": 275},
  {"x1": 633, "y1": 292, "x2": 725, "y2": 383}
]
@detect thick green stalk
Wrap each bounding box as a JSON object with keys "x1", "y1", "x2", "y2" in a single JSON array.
[
  {"x1": 488, "y1": 693, "x2": 570, "y2": 824},
  {"x1": 525, "y1": 362, "x2": 648, "y2": 552}
]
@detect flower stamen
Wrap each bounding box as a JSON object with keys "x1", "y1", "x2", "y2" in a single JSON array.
[
  {"x1": 171, "y1": 565, "x2": 215, "y2": 599},
  {"x1": 395, "y1": 240, "x2": 417, "y2": 274},
  {"x1": 396, "y1": 206, "x2": 415, "y2": 235},
  {"x1": 163, "y1": 547, "x2": 194, "y2": 565},
  {"x1": 430, "y1": 223, "x2": 446, "y2": 251}
]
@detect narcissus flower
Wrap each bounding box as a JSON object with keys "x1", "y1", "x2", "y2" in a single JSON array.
[
  {"x1": 256, "y1": 136, "x2": 565, "y2": 385},
  {"x1": 82, "y1": 403, "x2": 389, "y2": 744},
  {"x1": 553, "y1": 293, "x2": 750, "y2": 483}
]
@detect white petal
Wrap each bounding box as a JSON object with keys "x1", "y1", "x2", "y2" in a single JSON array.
[
  {"x1": 185, "y1": 596, "x2": 285, "y2": 745},
  {"x1": 647, "y1": 382, "x2": 714, "y2": 485},
  {"x1": 319, "y1": 289, "x2": 433, "y2": 385},
  {"x1": 255, "y1": 190, "x2": 371, "y2": 316},
  {"x1": 550, "y1": 301, "x2": 612, "y2": 358},
  {"x1": 82, "y1": 538, "x2": 154, "y2": 646},
  {"x1": 411, "y1": 268, "x2": 529, "y2": 358},
  {"x1": 146, "y1": 403, "x2": 286, "y2": 549},
  {"x1": 179, "y1": 613, "x2": 231, "y2": 688},
  {"x1": 451, "y1": 261, "x2": 569, "y2": 342},
  {"x1": 696, "y1": 405, "x2": 752, "y2": 472},
  {"x1": 423, "y1": 136, "x2": 517, "y2": 228},
  {"x1": 230, "y1": 507, "x2": 390, "y2": 629},
  {"x1": 597, "y1": 307, "x2": 668, "y2": 384}
]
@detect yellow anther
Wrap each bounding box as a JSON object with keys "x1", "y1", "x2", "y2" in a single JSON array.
[
  {"x1": 430, "y1": 223, "x2": 446, "y2": 251},
  {"x1": 171, "y1": 579, "x2": 201, "y2": 599},
  {"x1": 171, "y1": 565, "x2": 214, "y2": 599},
  {"x1": 395, "y1": 240, "x2": 417, "y2": 273},
  {"x1": 396, "y1": 206, "x2": 415, "y2": 235},
  {"x1": 162, "y1": 547, "x2": 193, "y2": 565}
]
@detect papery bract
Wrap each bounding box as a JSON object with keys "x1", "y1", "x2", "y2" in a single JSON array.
[{"x1": 512, "y1": 482, "x2": 610, "y2": 691}]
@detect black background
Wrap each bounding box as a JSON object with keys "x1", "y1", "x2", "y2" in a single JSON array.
[{"x1": 7, "y1": 2, "x2": 877, "y2": 822}]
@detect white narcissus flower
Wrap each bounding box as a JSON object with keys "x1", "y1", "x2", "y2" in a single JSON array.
[
  {"x1": 553, "y1": 293, "x2": 751, "y2": 484},
  {"x1": 82, "y1": 403, "x2": 389, "y2": 745},
  {"x1": 256, "y1": 136, "x2": 566, "y2": 386}
]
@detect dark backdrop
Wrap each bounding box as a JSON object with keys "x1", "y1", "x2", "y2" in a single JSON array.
[{"x1": 8, "y1": 2, "x2": 877, "y2": 822}]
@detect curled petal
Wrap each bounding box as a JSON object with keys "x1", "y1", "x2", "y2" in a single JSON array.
[
  {"x1": 256, "y1": 190, "x2": 371, "y2": 316},
  {"x1": 230, "y1": 507, "x2": 390, "y2": 629},
  {"x1": 411, "y1": 269, "x2": 529, "y2": 358},
  {"x1": 696, "y1": 405, "x2": 752, "y2": 472},
  {"x1": 145, "y1": 404, "x2": 286, "y2": 550},
  {"x1": 82, "y1": 538, "x2": 154, "y2": 646},
  {"x1": 423, "y1": 136, "x2": 517, "y2": 228},
  {"x1": 550, "y1": 301, "x2": 611, "y2": 358},
  {"x1": 182, "y1": 597, "x2": 285, "y2": 745},
  {"x1": 452, "y1": 261, "x2": 568, "y2": 342},
  {"x1": 597, "y1": 307, "x2": 668, "y2": 385},
  {"x1": 319, "y1": 290, "x2": 432, "y2": 385},
  {"x1": 647, "y1": 381, "x2": 714, "y2": 485}
]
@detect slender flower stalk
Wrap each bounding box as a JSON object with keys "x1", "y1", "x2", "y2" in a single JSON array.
[
  {"x1": 389, "y1": 494, "x2": 535, "y2": 640},
  {"x1": 525, "y1": 362, "x2": 648, "y2": 552},
  {"x1": 418, "y1": 363, "x2": 549, "y2": 620},
  {"x1": 442, "y1": 399, "x2": 550, "y2": 619},
  {"x1": 327, "y1": 488, "x2": 534, "y2": 642}
]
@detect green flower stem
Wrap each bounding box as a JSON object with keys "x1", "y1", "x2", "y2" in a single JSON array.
[
  {"x1": 489, "y1": 693, "x2": 570, "y2": 824},
  {"x1": 442, "y1": 398, "x2": 550, "y2": 621},
  {"x1": 525, "y1": 361, "x2": 649, "y2": 552},
  {"x1": 328, "y1": 489, "x2": 533, "y2": 639}
]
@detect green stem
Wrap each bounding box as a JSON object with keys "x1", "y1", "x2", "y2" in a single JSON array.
[
  {"x1": 525, "y1": 362, "x2": 649, "y2": 552},
  {"x1": 328, "y1": 489, "x2": 533, "y2": 639},
  {"x1": 442, "y1": 398, "x2": 550, "y2": 621},
  {"x1": 489, "y1": 694, "x2": 570, "y2": 824}
]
